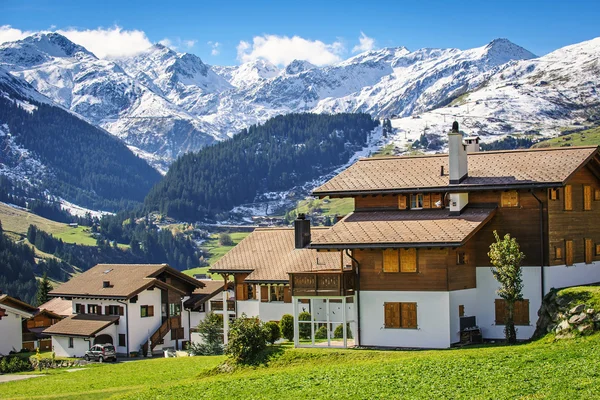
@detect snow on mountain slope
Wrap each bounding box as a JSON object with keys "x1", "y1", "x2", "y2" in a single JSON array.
[
  {"x1": 214, "y1": 59, "x2": 280, "y2": 88},
  {"x1": 387, "y1": 37, "x2": 600, "y2": 152}
]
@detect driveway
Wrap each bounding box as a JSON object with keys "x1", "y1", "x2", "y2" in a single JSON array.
[{"x1": 0, "y1": 374, "x2": 42, "y2": 383}]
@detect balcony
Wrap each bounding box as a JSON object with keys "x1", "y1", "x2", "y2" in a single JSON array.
[
  {"x1": 210, "y1": 300, "x2": 236, "y2": 312},
  {"x1": 289, "y1": 269, "x2": 355, "y2": 297}
]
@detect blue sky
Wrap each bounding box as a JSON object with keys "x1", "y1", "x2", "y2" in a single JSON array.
[{"x1": 2, "y1": 0, "x2": 599, "y2": 65}]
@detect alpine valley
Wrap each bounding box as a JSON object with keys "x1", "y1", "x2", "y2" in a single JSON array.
[{"x1": 0, "y1": 32, "x2": 599, "y2": 219}]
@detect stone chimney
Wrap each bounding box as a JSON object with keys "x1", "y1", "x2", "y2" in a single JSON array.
[
  {"x1": 464, "y1": 136, "x2": 480, "y2": 153},
  {"x1": 448, "y1": 121, "x2": 468, "y2": 184},
  {"x1": 294, "y1": 213, "x2": 311, "y2": 249}
]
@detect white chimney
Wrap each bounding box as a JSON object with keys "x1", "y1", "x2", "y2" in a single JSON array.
[
  {"x1": 464, "y1": 136, "x2": 480, "y2": 153},
  {"x1": 448, "y1": 121, "x2": 468, "y2": 184}
]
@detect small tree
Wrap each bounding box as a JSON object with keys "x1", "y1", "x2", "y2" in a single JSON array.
[
  {"x1": 298, "y1": 312, "x2": 312, "y2": 339},
  {"x1": 189, "y1": 312, "x2": 223, "y2": 355},
  {"x1": 264, "y1": 321, "x2": 281, "y2": 344},
  {"x1": 333, "y1": 323, "x2": 353, "y2": 339},
  {"x1": 36, "y1": 273, "x2": 53, "y2": 306},
  {"x1": 488, "y1": 231, "x2": 525, "y2": 344},
  {"x1": 225, "y1": 314, "x2": 268, "y2": 365},
  {"x1": 218, "y1": 233, "x2": 234, "y2": 246},
  {"x1": 280, "y1": 314, "x2": 294, "y2": 341}
]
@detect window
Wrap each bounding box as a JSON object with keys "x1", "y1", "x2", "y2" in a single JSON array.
[
  {"x1": 171, "y1": 327, "x2": 185, "y2": 340},
  {"x1": 459, "y1": 305, "x2": 465, "y2": 317},
  {"x1": 456, "y1": 252, "x2": 467, "y2": 265},
  {"x1": 75, "y1": 304, "x2": 84, "y2": 314},
  {"x1": 68, "y1": 337, "x2": 74, "y2": 348},
  {"x1": 106, "y1": 305, "x2": 123, "y2": 316},
  {"x1": 140, "y1": 305, "x2": 154, "y2": 318},
  {"x1": 383, "y1": 249, "x2": 399, "y2": 273},
  {"x1": 549, "y1": 188, "x2": 559, "y2": 201},
  {"x1": 384, "y1": 302, "x2": 417, "y2": 329},
  {"x1": 118, "y1": 334, "x2": 126, "y2": 347},
  {"x1": 585, "y1": 239, "x2": 593, "y2": 264},
  {"x1": 169, "y1": 303, "x2": 181, "y2": 316},
  {"x1": 270, "y1": 286, "x2": 284, "y2": 302},
  {"x1": 87, "y1": 304, "x2": 100, "y2": 314},
  {"x1": 564, "y1": 185, "x2": 573, "y2": 211},
  {"x1": 565, "y1": 240, "x2": 574, "y2": 266},
  {"x1": 247, "y1": 284, "x2": 256, "y2": 300},
  {"x1": 410, "y1": 194, "x2": 424, "y2": 209},
  {"x1": 555, "y1": 246, "x2": 563, "y2": 260},
  {"x1": 584, "y1": 186, "x2": 592, "y2": 211},
  {"x1": 501, "y1": 190, "x2": 519, "y2": 207},
  {"x1": 495, "y1": 299, "x2": 530, "y2": 326},
  {"x1": 400, "y1": 248, "x2": 417, "y2": 273}
]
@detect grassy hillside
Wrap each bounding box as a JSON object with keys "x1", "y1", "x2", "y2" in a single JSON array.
[
  {"x1": 183, "y1": 232, "x2": 250, "y2": 279},
  {"x1": 534, "y1": 126, "x2": 600, "y2": 148},
  {"x1": 2, "y1": 334, "x2": 599, "y2": 399},
  {"x1": 0, "y1": 203, "x2": 96, "y2": 246}
]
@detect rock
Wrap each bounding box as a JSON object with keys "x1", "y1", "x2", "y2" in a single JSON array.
[
  {"x1": 569, "y1": 312, "x2": 589, "y2": 325},
  {"x1": 569, "y1": 304, "x2": 586, "y2": 315},
  {"x1": 547, "y1": 324, "x2": 556, "y2": 333},
  {"x1": 577, "y1": 324, "x2": 594, "y2": 335},
  {"x1": 593, "y1": 314, "x2": 600, "y2": 323},
  {"x1": 556, "y1": 297, "x2": 570, "y2": 307},
  {"x1": 551, "y1": 312, "x2": 565, "y2": 322},
  {"x1": 586, "y1": 308, "x2": 595, "y2": 315},
  {"x1": 555, "y1": 319, "x2": 571, "y2": 333}
]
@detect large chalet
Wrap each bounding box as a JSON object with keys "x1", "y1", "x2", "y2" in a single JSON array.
[{"x1": 210, "y1": 122, "x2": 600, "y2": 348}]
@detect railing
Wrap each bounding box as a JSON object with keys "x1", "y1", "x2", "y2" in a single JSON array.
[
  {"x1": 145, "y1": 315, "x2": 181, "y2": 352},
  {"x1": 210, "y1": 300, "x2": 236, "y2": 312},
  {"x1": 289, "y1": 269, "x2": 355, "y2": 297}
]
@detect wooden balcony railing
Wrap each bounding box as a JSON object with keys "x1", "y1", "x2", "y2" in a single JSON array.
[
  {"x1": 210, "y1": 300, "x2": 236, "y2": 312},
  {"x1": 144, "y1": 315, "x2": 181, "y2": 352},
  {"x1": 289, "y1": 269, "x2": 355, "y2": 297}
]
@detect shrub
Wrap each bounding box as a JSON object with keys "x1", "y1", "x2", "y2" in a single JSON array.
[
  {"x1": 218, "y1": 233, "x2": 234, "y2": 246},
  {"x1": 315, "y1": 325, "x2": 328, "y2": 339},
  {"x1": 280, "y1": 314, "x2": 294, "y2": 341},
  {"x1": 333, "y1": 323, "x2": 353, "y2": 339},
  {"x1": 189, "y1": 312, "x2": 223, "y2": 355},
  {"x1": 298, "y1": 312, "x2": 312, "y2": 339},
  {"x1": 0, "y1": 356, "x2": 32, "y2": 373},
  {"x1": 264, "y1": 321, "x2": 281, "y2": 345},
  {"x1": 225, "y1": 314, "x2": 268, "y2": 365}
]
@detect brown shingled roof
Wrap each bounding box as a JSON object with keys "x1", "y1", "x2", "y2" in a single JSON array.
[
  {"x1": 39, "y1": 298, "x2": 73, "y2": 317},
  {"x1": 210, "y1": 228, "x2": 349, "y2": 282},
  {"x1": 43, "y1": 314, "x2": 119, "y2": 337},
  {"x1": 313, "y1": 146, "x2": 599, "y2": 196},
  {"x1": 183, "y1": 280, "x2": 226, "y2": 311},
  {"x1": 310, "y1": 208, "x2": 496, "y2": 248},
  {"x1": 50, "y1": 264, "x2": 203, "y2": 299},
  {"x1": 0, "y1": 294, "x2": 37, "y2": 314}
]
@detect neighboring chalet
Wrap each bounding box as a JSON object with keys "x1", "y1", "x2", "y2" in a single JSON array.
[
  {"x1": 213, "y1": 122, "x2": 600, "y2": 349},
  {"x1": 22, "y1": 298, "x2": 72, "y2": 352},
  {"x1": 0, "y1": 294, "x2": 36, "y2": 355},
  {"x1": 45, "y1": 264, "x2": 203, "y2": 357}
]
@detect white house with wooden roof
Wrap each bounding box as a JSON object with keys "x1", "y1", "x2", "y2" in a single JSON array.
[
  {"x1": 45, "y1": 264, "x2": 204, "y2": 357},
  {"x1": 0, "y1": 294, "x2": 36, "y2": 355}
]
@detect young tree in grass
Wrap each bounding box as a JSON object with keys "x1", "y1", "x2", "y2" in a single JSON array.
[
  {"x1": 188, "y1": 312, "x2": 223, "y2": 355},
  {"x1": 488, "y1": 231, "x2": 525, "y2": 344},
  {"x1": 218, "y1": 233, "x2": 234, "y2": 246},
  {"x1": 36, "y1": 273, "x2": 53, "y2": 306}
]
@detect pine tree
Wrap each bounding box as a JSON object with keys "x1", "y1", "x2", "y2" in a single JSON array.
[{"x1": 36, "y1": 273, "x2": 53, "y2": 306}]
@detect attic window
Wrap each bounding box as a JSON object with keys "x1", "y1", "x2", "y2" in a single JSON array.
[
  {"x1": 410, "y1": 194, "x2": 424, "y2": 209},
  {"x1": 549, "y1": 188, "x2": 559, "y2": 201},
  {"x1": 501, "y1": 191, "x2": 519, "y2": 208},
  {"x1": 103, "y1": 281, "x2": 111, "y2": 288}
]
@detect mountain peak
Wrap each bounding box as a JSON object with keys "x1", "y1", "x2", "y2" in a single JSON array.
[
  {"x1": 20, "y1": 32, "x2": 93, "y2": 58},
  {"x1": 284, "y1": 59, "x2": 316, "y2": 75},
  {"x1": 482, "y1": 38, "x2": 536, "y2": 61}
]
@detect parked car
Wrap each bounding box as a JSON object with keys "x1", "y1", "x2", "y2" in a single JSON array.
[{"x1": 84, "y1": 344, "x2": 117, "y2": 362}]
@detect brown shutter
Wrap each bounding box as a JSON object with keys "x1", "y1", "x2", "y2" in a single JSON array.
[
  {"x1": 564, "y1": 185, "x2": 572, "y2": 210},
  {"x1": 400, "y1": 248, "x2": 417, "y2": 272},
  {"x1": 398, "y1": 195, "x2": 407, "y2": 210},
  {"x1": 431, "y1": 193, "x2": 442, "y2": 208},
  {"x1": 422, "y1": 193, "x2": 431, "y2": 209},
  {"x1": 585, "y1": 239, "x2": 593, "y2": 264},
  {"x1": 104, "y1": 306, "x2": 110, "y2": 315},
  {"x1": 236, "y1": 283, "x2": 246, "y2": 300},
  {"x1": 283, "y1": 287, "x2": 292, "y2": 303},
  {"x1": 384, "y1": 303, "x2": 393, "y2": 328},
  {"x1": 501, "y1": 191, "x2": 519, "y2": 208},
  {"x1": 97, "y1": 306, "x2": 102, "y2": 315},
  {"x1": 383, "y1": 249, "x2": 399, "y2": 272},
  {"x1": 384, "y1": 302, "x2": 400, "y2": 328},
  {"x1": 584, "y1": 186, "x2": 592, "y2": 210},
  {"x1": 148, "y1": 305, "x2": 154, "y2": 317},
  {"x1": 595, "y1": 188, "x2": 600, "y2": 201},
  {"x1": 514, "y1": 299, "x2": 530, "y2": 325},
  {"x1": 495, "y1": 299, "x2": 506, "y2": 325},
  {"x1": 119, "y1": 306, "x2": 124, "y2": 316},
  {"x1": 401, "y1": 302, "x2": 417, "y2": 329},
  {"x1": 261, "y1": 286, "x2": 269, "y2": 302},
  {"x1": 549, "y1": 188, "x2": 558, "y2": 201},
  {"x1": 565, "y1": 240, "x2": 574, "y2": 266}
]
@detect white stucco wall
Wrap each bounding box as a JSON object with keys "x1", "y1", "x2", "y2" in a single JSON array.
[
  {"x1": 237, "y1": 300, "x2": 260, "y2": 318},
  {"x1": 0, "y1": 307, "x2": 26, "y2": 355},
  {"x1": 359, "y1": 291, "x2": 451, "y2": 348},
  {"x1": 448, "y1": 289, "x2": 477, "y2": 344},
  {"x1": 475, "y1": 266, "x2": 541, "y2": 340},
  {"x1": 258, "y1": 302, "x2": 292, "y2": 322},
  {"x1": 545, "y1": 261, "x2": 600, "y2": 293},
  {"x1": 51, "y1": 324, "x2": 118, "y2": 358}
]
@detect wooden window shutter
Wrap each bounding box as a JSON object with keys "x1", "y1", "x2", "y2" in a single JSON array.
[
  {"x1": 555, "y1": 246, "x2": 563, "y2": 260},
  {"x1": 148, "y1": 305, "x2": 154, "y2": 317},
  {"x1": 585, "y1": 239, "x2": 593, "y2": 264},
  {"x1": 119, "y1": 306, "x2": 124, "y2": 316},
  {"x1": 97, "y1": 306, "x2": 102, "y2": 315},
  {"x1": 283, "y1": 287, "x2": 292, "y2": 303},
  {"x1": 104, "y1": 306, "x2": 109, "y2": 315},
  {"x1": 495, "y1": 299, "x2": 506, "y2": 325},
  {"x1": 422, "y1": 193, "x2": 432, "y2": 209},
  {"x1": 514, "y1": 299, "x2": 530, "y2": 325},
  {"x1": 565, "y1": 240, "x2": 574, "y2": 266},
  {"x1": 549, "y1": 188, "x2": 558, "y2": 201},
  {"x1": 501, "y1": 191, "x2": 519, "y2": 208},
  {"x1": 384, "y1": 302, "x2": 400, "y2": 328},
  {"x1": 401, "y1": 302, "x2": 417, "y2": 329},
  {"x1": 595, "y1": 188, "x2": 600, "y2": 201},
  {"x1": 596, "y1": 244, "x2": 600, "y2": 256},
  {"x1": 431, "y1": 193, "x2": 442, "y2": 208},
  {"x1": 261, "y1": 286, "x2": 269, "y2": 302},
  {"x1": 458, "y1": 305, "x2": 465, "y2": 317},
  {"x1": 383, "y1": 249, "x2": 399, "y2": 272},
  {"x1": 584, "y1": 186, "x2": 592, "y2": 210},
  {"x1": 398, "y1": 195, "x2": 407, "y2": 210},
  {"x1": 564, "y1": 185, "x2": 573, "y2": 210},
  {"x1": 400, "y1": 248, "x2": 417, "y2": 272}
]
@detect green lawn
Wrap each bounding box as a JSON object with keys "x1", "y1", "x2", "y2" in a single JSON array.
[
  {"x1": 183, "y1": 232, "x2": 250, "y2": 279},
  {"x1": 0, "y1": 203, "x2": 97, "y2": 246},
  {"x1": 534, "y1": 126, "x2": 600, "y2": 148},
  {"x1": 291, "y1": 197, "x2": 354, "y2": 219},
  {"x1": 2, "y1": 335, "x2": 599, "y2": 400},
  {"x1": 372, "y1": 143, "x2": 396, "y2": 157}
]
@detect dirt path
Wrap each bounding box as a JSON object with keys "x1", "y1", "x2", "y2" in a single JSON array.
[{"x1": 0, "y1": 374, "x2": 43, "y2": 383}]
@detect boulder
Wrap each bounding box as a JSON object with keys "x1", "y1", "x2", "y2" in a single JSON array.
[
  {"x1": 555, "y1": 319, "x2": 571, "y2": 333},
  {"x1": 569, "y1": 304, "x2": 586, "y2": 315},
  {"x1": 569, "y1": 312, "x2": 588, "y2": 325},
  {"x1": 556, "y1": 296, "x2": 570, "y2": 307},
  {"x1": 551, "y1": 312, "x2": 564, "y2": 322},
  {"x1": 586, "y1": 308, "x2": 595, "y2": 315},
  {"x1": 593, "y1": 314, "x2": 600, "y2": 323},
  {"x1": 577, "y1": 324, "x2": 594, "y2": 335}
]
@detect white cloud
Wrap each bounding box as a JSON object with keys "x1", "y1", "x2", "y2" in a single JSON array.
[
  {"x1": 56, "y1": 26, "x2": 153, "y2": 58},
  {"x1": 0, "y1": 25, "x2": 35, "y2": 44},
  {"x1": 208, "y1": 41, "x2": 221, "y2": 56},
  {"x1": 352, "y1": 32, "x2": 376, "y2": 53},
  {"x1": 237, "y1": 34, "x2": 345, "y2": 66}
]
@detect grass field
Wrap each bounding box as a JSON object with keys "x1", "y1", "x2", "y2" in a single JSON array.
[
  {"x1": 534, "y1": 126, "x2": 600, "y2": 148},
  {"x1": 183, "y1": 232, "x2": 250, "y2": 279},
  {"x1": 291, "y1": 197, "x2": 354, "y2": 219},
  {"x1": 0, "y1": 203, "x2": 97, "y2": 246},
  {"x1": 1, "y1": 334, "x2": 599, "y2": 400}
]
